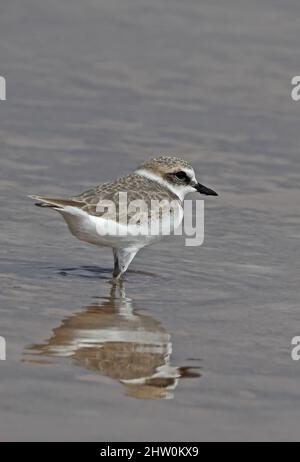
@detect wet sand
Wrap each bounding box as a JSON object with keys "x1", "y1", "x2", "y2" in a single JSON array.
[{"x1": 0, "y1": 0, "x2": 300, "y2": 441}]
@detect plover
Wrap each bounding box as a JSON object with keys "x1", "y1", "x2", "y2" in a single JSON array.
[{"x1": 30, "y1": 156, "x2": 218, "y2": 278}]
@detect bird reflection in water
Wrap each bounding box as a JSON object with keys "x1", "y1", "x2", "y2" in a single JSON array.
[{"x1": 26, "y1": 283, "x2": 201, "y2": 400}]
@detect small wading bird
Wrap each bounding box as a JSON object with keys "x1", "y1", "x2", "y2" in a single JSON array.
[{"x1": 30, "y1": 156, "x2": 218, "y2": 279}]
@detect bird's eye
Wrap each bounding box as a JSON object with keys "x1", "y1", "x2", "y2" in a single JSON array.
[{"x1": 174, "y1": 171, "x2": 187, "y2": 180}]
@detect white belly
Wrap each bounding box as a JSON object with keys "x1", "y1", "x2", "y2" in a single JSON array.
[{"x1": 59, "y1": 204, "x2": 183, "y2": 249}]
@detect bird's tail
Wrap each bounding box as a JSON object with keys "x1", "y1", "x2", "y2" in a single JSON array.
[{"x1": 28, "y1": 195, "x2": 84, "y2": 209}]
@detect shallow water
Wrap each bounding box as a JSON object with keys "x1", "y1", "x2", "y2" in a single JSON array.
[{"x1": 1, "y1": 0, "x2": 300, "y2": 441}]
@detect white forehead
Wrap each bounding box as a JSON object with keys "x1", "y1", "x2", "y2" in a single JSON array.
[{"x1": 182, "y1": 167, "x2": 196, "y2": 181}]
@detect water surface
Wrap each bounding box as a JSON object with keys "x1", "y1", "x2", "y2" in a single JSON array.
[{"x1": 0, "y1": 0, "x2": 300, "y2": 441}]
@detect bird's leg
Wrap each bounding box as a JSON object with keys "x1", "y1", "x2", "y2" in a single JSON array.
[
  {"x1": 113, "y1": 248, "x2": 122, "y2": 279},
  {"x1": 112, "y1": 247, "x2": 139, "y2": 279}
]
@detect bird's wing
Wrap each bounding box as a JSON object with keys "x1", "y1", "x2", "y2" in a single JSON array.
[
  {"x1": 72, "y1": 174, "x2": 179, "y2": 224},
  {"x1": 31, "y1": 174, "x2": 179, "y2": 224}
]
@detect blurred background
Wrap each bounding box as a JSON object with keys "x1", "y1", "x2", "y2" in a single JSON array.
[{"x1": 0, "y1": 0, "x2": 300, "y2": 441}]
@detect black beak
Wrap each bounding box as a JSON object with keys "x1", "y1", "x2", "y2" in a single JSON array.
[{"x1": 194, "y1": 182, "x2": 218, "y2": 196}]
